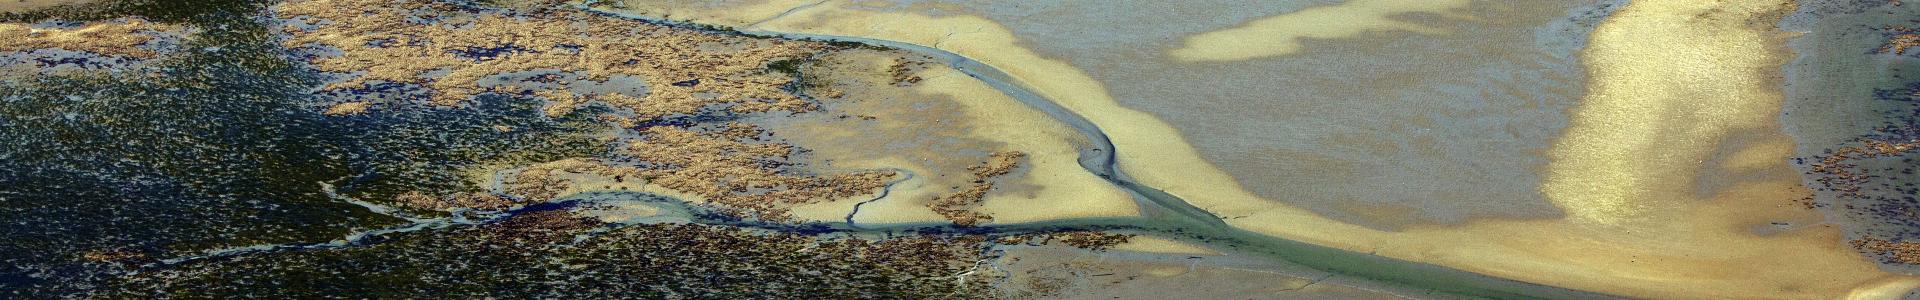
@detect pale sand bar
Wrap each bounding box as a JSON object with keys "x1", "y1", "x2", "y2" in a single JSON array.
[{"x1": 605, "y1": 0, "x2": 1920, "y2": 298}]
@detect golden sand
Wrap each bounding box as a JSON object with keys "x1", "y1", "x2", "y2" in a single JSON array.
[
  {"x1": 1167, "y1": 0, "x2": 1473, "y2": 62},
  {"x1": 1538, "y1": 0, "x2": 1796, "y2": 225},
  {"x1": 1851, "y1": 278, "x2": 1920, "y2": 300},
  {"x1": 905, "y1": 64, "x2": 1141, "y2": 225}
]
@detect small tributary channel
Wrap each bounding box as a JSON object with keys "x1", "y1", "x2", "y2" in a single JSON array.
[
  {"x1": 564, "y1": 6, "x2": 1618, "y2": 299},
  {"x1": 158, "y1": 5, "x2": 1618, "y2": 298}
]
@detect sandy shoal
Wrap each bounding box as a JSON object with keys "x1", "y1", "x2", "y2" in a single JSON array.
[{"x1": 605, "y1": 0, "x2": 1920, "y2": 298}]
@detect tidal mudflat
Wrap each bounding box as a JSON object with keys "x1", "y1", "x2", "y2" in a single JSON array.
[
  {"x1": 5, "y1": 0, "x2": 1920, "y2": 298},
  {"x1": 600, "y1": 0, "x2": 1920, "y2": 298}
]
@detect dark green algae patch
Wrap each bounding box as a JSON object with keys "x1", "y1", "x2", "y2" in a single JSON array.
[
  {"x1": 0, "y1": 1, "x2": 616, "y2": 297},
  {"x1": 96, "y1": 211, "x2": 997, "y2": 299},
  {"x1": 0, "y1": 1, "x2": 1633, "y2": 298},
  {"x1": 0, "y1": 1, "x2": 1015, "y2": 298}
]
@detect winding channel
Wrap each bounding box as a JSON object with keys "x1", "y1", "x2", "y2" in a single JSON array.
[
  {"x1": 573, "y1": 7, "x2": 1618, "y2": 299},
  {"x1": 156, "y1": 5, "x2": 1614, "y2": 299}
]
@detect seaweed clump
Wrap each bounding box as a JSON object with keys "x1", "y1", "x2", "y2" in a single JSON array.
[
  {"x1": 1879, "y1": 25, "x2": 1920, "y2": 55},
  {"x1": 929, "y1": 151, "x2": 1027, "y2": 226},
  {"x1": 1801, "y1": 47, "x2": 1920, "y2": 266},
  {"x1": 995, "y1": 231, "x2": 1136, "y2": 252},
  {"x1": 274, "y1": 0, "x2": 827, "y2": 119}
]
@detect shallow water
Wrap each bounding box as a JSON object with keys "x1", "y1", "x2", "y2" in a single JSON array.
[
  {"x1": 581, "y1": 7, "x2": 1621, "y2": 298},
  {"x1": 10, "y1": 0, "x2": 1913, "y2": 297},
  {"x1": 584, "y1": 0, "x2": 1920, "y2": 297},
  {"x1": 1781, "y1": 0, "x2": 1920, "y2": 271},
  {"x1": 821, "y1": 0, "x2": 1621, "y2": 229}
]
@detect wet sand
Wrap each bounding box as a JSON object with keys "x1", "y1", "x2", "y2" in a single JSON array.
[
  {"x1": 602, "y1": 0, "x2": 1920, "y2": 298},
  {"x1": 771, "y1": 48, "x2": 1142, "y2": 225},
  {"x1": 968, "y1": 0, "x2": 1607, "y2": 228},
  {"x1": 1169, "y1": 0, "x2": 1474, "y2": 61}
]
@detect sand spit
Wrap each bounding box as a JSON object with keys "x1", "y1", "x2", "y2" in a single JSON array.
[
  {"x1": 1167, "y1": 0, "x2": 1474, "y2": 62},
  {"x1": 772, "y1": 48, "x2": 1142, "y2": 226},
  {"x1": 602, "y1": 0, "x2": 1920, "y2": 298},
  {"x1": 1540, "y1": 0, "x2": 1797, "y2": 225},
  {"x1": 601, "y1": 0, "x2": 1355, "y2": 240}
]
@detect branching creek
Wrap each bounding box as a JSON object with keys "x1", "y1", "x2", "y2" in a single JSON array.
[{"x1": 156, "y1": 4, "x2": 1620, "y2": 299}]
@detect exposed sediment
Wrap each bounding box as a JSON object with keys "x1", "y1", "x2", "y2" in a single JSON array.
[
  {"x1": 587, "y1": 0, "x2": 1920, "y2": 298},
  {"x1": 12, "y1": 0, "x2": 1920, "y2": 298}
]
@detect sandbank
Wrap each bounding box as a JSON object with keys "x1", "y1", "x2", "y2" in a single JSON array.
[{"x1": 601, "y1": 0, "x2": 1920, "y2": 298}]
